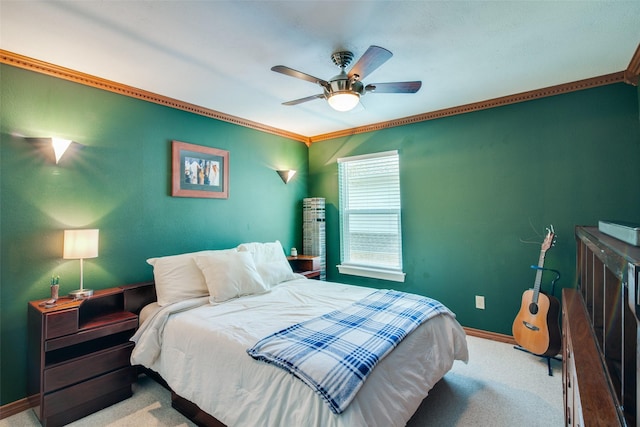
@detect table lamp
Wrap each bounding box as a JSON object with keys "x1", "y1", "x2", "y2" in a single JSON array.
[{"x1": 63, "y1": 229, "x2": 99, "y2": 298}]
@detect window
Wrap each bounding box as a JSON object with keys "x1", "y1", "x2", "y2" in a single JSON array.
[{"x1": 337, "y1": 150, "x2": 405, "y2": 282}]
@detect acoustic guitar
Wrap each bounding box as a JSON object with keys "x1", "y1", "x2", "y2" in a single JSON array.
[{"x1": 512, "y1": 227, "x2": 561, "y2": 357}]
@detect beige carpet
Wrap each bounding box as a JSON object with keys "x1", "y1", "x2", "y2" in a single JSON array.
[
  {"x1": 407, "y1": 336, "x2": 563, "y2": 426},
  {"x1": 1, "y1": 336, "x2": 563, "y2": 426}
]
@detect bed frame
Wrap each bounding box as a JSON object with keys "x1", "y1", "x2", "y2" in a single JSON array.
[{"x1": 124, "y1": 281, "x2": 226, "y2": 427}]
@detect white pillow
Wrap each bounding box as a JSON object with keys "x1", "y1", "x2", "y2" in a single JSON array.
[
  {"x1": 147, "y1": 249, "x2": 236, "y2": 306},
  {"x1": 139, "y1": 302, "x2": 160, "y2": 325},
  {"x1": 195, "y1": 251, "x2": 268, "y2": 303},
  {"x1": 256, "y1": 261, "x2": 297, "y2": 287},
  {"x1": 237, "y1": 240, "x2": 297, "y2": 287}
]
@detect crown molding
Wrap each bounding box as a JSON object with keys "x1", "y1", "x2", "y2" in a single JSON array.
[
  {"x1": 0, "y1": 50, "x2": 311, "y2": 145},
  {"x1": 1, "y1": 49, "x2": 631, "y2": 147},
  {"x1": 625, "y1": 43, "x2": 640, "y2": 86},
  {"x1": 309, "y1": 71, "x2": 627, "y2": 143}
]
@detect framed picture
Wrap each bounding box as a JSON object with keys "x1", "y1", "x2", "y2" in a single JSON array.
[{"x1": 172, "y1": 140, "x2": 229, "y2": 199}]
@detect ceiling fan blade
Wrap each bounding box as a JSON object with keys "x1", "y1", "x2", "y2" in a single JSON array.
[
  {"x1": 271, "y1": 65, "x2": 330, "y2": 88},
  {"x1": 348, "y1": 46, "x2": 393, "y2": 80},
  {"x1": 365, "y1": 81, "x2": 422, "y2": 94},
  {"x1": 282, "y1": 94, "x2": 325, "y2": 106}
]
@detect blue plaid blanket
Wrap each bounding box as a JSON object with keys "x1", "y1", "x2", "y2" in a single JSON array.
[{"x1": 247, "y1": 289, "x2": 453, "y2": 414}]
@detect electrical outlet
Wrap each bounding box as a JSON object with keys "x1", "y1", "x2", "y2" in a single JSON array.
[{"x1": 475, "y1": 295, "x2": 485, "y2": 310}]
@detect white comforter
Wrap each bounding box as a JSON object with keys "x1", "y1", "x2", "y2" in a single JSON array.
[{"x1": 131, "y1": 279, "x2": 468, "y2": 427}]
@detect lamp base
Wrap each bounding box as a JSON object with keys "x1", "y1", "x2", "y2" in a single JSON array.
[{"x1": 69, "y1": 288, "x2": 94, "y2": 299}]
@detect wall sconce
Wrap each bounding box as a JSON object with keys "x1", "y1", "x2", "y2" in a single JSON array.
[
  {"x1": 25, "y1": 137, "x2": 76, "y2": 164},
  {"x1": 63, "y1": 229, "x2": 99, "y2": 299},
  {"x1": 52, "y1": 138, "x2": 73, "y2": 164},
  {"x1": 277, "y1": 170, "x2": 297, "y2": 184}
]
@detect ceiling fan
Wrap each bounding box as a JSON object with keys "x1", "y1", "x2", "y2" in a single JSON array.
[{"x1": 271, "y1": 45, "x2": 422, "y2": 112}]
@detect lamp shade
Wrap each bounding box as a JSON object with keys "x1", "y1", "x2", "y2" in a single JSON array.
[{"x1": 63, "y1": 229, "x2": 99, "y2": 259}]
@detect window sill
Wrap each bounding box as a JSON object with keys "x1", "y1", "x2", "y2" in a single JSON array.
[{"x1": 337, "y1": 264, "x2": 406, "y2": 282}]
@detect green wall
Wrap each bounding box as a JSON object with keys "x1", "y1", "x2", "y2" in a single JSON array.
[
  {"x1": 0, "y1": 65, "x2": 308, "y2": 405},
  {"x1": 2, "y1": 62, "x2": 639, "y2": 406},
  {"x1": 310, "y1": 83, "x2": 640, "y2": 335}
]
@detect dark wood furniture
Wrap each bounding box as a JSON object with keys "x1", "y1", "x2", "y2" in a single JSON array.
[
  {"x1": 170, "y1": 390, "x2": 226, "y2": 427},
  {"x1": 562, "y1": 288, "x2": 620, "y2": 425},
  {"x1": 27, "y1": 282, "x2": 154, "y2": 427},
  {"x1": 566, "y1": 226, "x2": 640, "y2": 426},
  {"x1": 287, "y1": 255, "x2": 321, "y2": 279}
]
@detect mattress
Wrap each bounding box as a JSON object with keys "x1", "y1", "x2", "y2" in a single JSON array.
[{"x1": 131, "y1": 278, "x2": 468, "y2": 427}]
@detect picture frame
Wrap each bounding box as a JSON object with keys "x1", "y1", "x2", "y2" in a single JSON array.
[{"x1": 172, "y1": 140, "x2": 229, "y2": 199}]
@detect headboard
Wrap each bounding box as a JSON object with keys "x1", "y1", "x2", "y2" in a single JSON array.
[{"x1": 121, "y1": 281, "x2": 157, "y2": 315}]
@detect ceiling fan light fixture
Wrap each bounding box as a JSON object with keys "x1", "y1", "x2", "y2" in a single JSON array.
[
  {"x1": 273, "y1": 46, "x2": 420, "y2": 110},
  {"x1": 327, "y1": 91, "x2": 360, "y2": 112}
]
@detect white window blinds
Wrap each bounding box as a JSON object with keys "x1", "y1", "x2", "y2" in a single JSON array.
[{"x1": 337, "y1": 150, "x2": 405, "y2": 282}]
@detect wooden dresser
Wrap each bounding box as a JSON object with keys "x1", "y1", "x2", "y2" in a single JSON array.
[{"x1": 564, "y1": 226, "x2": 640, "y2": 426}]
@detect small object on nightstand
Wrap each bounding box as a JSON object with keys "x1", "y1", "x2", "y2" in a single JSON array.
[
  {"x1": 50, "y1": 274, "x2": 59, "y2": 301},
  {"x1": 40, "y1": 276, "x2": 60, "y2": 308},
  {"x1": 50, "y1": 285, "x2": 59, "y2": 301},
  {"x1": 291, "y1": 247, "x2": 297, "y2": 257}
]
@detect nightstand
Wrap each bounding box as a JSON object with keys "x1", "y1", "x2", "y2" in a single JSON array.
[
  {"x1": 28, "y1": 286, "x2": 140, "y2": 427},
  {"x1": 287, "y1": 255, "x2": 321, "y2": 280}
]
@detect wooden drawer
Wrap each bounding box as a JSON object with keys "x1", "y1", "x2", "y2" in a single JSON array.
[
  {"x1": 42, "y1": 365, "x2": 136, "y2": 416},
  {"x1": 43, "y1": 342, "x2": 134, "y2": 392},
  {"x1": 45, "y1": 309, "x2": 78, "y2": 339}
]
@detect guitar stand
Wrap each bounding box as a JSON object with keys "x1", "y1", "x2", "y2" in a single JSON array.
[
  {"x1": 514, "y1": 267, "x2": 562, "y2": 377},
  {"x1": 513, "y1": 345, "x2": 562, "y2": 376}
]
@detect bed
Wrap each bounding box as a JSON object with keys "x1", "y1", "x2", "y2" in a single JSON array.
[{"x1": 130, "y1": 242, "x2": 469, "y2": 427}]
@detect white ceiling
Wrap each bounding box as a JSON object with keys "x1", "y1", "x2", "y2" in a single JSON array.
[{"x1": 1, "y1": 1, "x2": 639, "y2": 138}]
